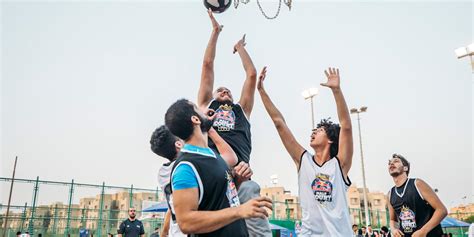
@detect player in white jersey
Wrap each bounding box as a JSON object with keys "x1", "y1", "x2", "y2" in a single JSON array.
[{"x1": 258, "y1": 67, "x2": 354, "y2": 236}]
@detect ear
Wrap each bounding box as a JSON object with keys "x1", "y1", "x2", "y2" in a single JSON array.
[
  {"x1": 403, "y1": 166, "x2": 408, "y2": 171},
  {"x1": 191, "y1": 115, "x2": 201, "y2": 125},
  {"x1": 175, "y1": 140, "x2": 184, "y2": 150}
]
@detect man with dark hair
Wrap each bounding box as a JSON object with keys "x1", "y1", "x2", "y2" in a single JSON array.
[
  {"x1": 380, "y1": 226, "x2": 391, "y2": 237},
  {"x1": 150, "y1": 124, "x2": 251, "y2": 236},
  {"x1": 164, "y1": 99, "x2": 272, "y2": 236},
  {"x1": 258, "y1": 67, "x2": 354, "y2": 236},
  {"x1": 197, "y1": 10, "x2": 257, "y2": 165},
  {"x1": 387, "y1": 153, "x2": 447, "y2": 237},
  {"x1": 352, "y1": 224, "x2": 361, "y2": 237},
  {"x1": 117, "y1": 207, "x2": 144, "y2": 237}
]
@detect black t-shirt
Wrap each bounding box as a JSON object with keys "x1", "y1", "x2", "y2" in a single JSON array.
[
  {"x1": 389, "y1": 178, "x2": 443, "y2": 237},
  {"x1": 118, "y1": 218, "x2": 145, "y2": 237},
  {"x1": 208, "y1": 101, "x2": 251, "y2": 164},
  {"x1": 171, "y1": 150, "x2": 249, "y2": 237}
]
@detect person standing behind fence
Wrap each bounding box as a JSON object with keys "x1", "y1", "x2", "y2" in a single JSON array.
[{"x1": 118, "y1": 207, "x2": 145, "y2": 237}]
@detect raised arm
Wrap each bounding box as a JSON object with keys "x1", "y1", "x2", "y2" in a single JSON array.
[
  {"x1": 257, "y1": 67, "x2": 305, "y2": 168},
  {"x1": 321, "y1": 68, "x2": 353, "y2": 178},
  {"x1": 198, "y1": 9, "x2": 222, "y2": 108},
  {"x1": 412, "y1": 179, "x2": 447, "y2": 237},
  {"x1": 235, "y1": 35, "x2": 258, "y2": 118}
]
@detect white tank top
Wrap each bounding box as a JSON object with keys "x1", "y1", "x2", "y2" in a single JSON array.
[{"x1": 298, "y1": 151, "x2": 352, "y2": 236}]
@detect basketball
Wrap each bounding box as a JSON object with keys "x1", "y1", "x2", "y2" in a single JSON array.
[{"x1": 204, "y1": 0, "x2": 232, "y2": 13}]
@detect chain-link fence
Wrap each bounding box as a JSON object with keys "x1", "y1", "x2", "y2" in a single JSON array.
[
  {"x1": 2, "y1": 177, "x2": 472, "y2": 237},
  {"x1": 1, "y1": 177, "x2": 164, "y2": 237}
]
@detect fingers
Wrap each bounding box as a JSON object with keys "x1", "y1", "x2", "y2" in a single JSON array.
[
  {"x1": 259, "y1": 66, "x2": 267, "y2": 80},
  {"x1": 234, "y1": 162, "x2": 249, "y2": 176},
  {"x1": 207, "y1": 8, "x2": 213, "y2": 18},
  {"x1": 254, "y1": 206, "x2": 269, "y2": 218},
  {"x1": 241, "y1": 166, "x2": 252, "y2": 178},
  {"x1": 254, "y1": 196, "x2": 273, "y2": 209},
  {"x1": 325, "y1": 67, "x2": 339, "y2": 77},
  {"x1": 206, "y1": 108, "x2": 216, "y2": 120},
  {"x1": 320, "y1": 82, "x2": 329, "y2": 87}
]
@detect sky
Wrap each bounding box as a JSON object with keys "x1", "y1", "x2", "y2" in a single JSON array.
[{"x1": 1, "y1": 0, "x2": 473, "y2": 210}]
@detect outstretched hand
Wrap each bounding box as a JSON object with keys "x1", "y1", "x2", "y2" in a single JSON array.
[
  {"x1": 257, "y1": 66, "x2": 268, "y2": 91},
  {"x1": 208, "y1": 9, "x2": 223, "y2": 33},
  {"x1": 321, "y1": 67, "x2": 340, "y2": 90},
  {"x1": 233, "y1": 34, "x2": 246, "y2": 54}
]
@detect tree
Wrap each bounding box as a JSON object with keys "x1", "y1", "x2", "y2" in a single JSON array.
[{"x1": 463, "y1": 215, "x2": 474, "y2": 223}]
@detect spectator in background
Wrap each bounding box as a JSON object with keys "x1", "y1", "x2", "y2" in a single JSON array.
[
  {"x1": 117, "y1": 207, "x2": 144, "y2": 237},
  {"x1": 380, "y1": 226, "x2": 391, "y2": 237}
]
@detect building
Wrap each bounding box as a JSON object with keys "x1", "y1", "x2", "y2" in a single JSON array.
[
  {"x1": 260, "y1": 184, "x2": 389, "y2": 226},
  {"x1": 450, "y1": 203, "x2": 474, "y2": 220},
  {"x1": 4, "y1": 191, "x2": 160, "y2": 235},
  {"x1": 347, "y1": 184, "x2": 389, "y2": 227},
  {"x1": 261, "y1": 186, "x2": 302, "y2": 220},
  {"x1": 6, "y1": 202, "x2": 81, "y2": 234},
  {"x1": 79, "y1": 191, "x2": 159, "y2": 233}
]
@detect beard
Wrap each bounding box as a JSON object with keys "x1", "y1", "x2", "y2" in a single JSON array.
[
  {"x1": 389, "y1": 169, "x2": 403, "y2": 177},
  {"x1": 199, "y1": 116, "x2": 214, "y2": 133},
  {"x1": 216, "y1": 97, "x2": 233, "y2": 105}
]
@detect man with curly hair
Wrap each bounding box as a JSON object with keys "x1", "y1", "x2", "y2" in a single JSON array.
[{"x1": 257, "y1": 67, "x2": 354, "y2": 236}]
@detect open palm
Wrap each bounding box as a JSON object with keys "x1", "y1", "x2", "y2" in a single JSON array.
[
  {"x1": 257, "y1": 66, "x2": 267, "y2": 90},
  {"x1": 321, "y1": 67, "x2": 340, "y2": 89}
]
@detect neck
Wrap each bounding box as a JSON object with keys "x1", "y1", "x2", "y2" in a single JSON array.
[
  {"x1": 128, "y1": 217, "x2": 135, "y2": 221},
  {"x1": 313, "y1": 145, "x2": 331, "y2": 164},
  {"x1": 392, "y1": 173, "x2": 408, "y2": 187},
  {"x1": 186, "y1": 131, "x2": 208, "y2": 148}
]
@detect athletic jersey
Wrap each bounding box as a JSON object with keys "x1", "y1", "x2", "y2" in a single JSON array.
[
  {"x1": 208, "y1": 100, "x2": 251, "y2": 164},
  {"x1": 298, "y1": 151, "x2": 352, "y2": 237},
  {"x1": 389, "y1": 178, "x2": 443, "y2": 237},
  {"x1": 170, "y1": 145, "x2": 248, "y2": 237},
  {"x1": 158, "y1": 161, "x2": 186, "y2": 237}
]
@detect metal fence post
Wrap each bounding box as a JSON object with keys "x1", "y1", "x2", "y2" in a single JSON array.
[
  {"x1": 20, "y1": 202, "x2": 28, "y2": 233},
  {"x1": 65, "y1": 179, "x2": 75, "y2": 237},
  {"x1": 129, "y1": 185, "x2": 134, "y2": 208},
  {"x1": 97, "y1": 182, "x2": 105, "y2": 237},
  {"x1": 28, "y1": 176, "x2": 40, "y2": 235}
]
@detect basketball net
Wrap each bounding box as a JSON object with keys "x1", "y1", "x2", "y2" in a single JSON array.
[{"x1": 234, "y1": 0, "x2": 292, "y2": 20}]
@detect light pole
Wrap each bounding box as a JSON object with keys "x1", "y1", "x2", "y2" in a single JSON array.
[
  {"x1": 301, "y1": 88, "x2": 319, "y2": 129},
  {"x1": 350, "y1": 106, "x2": 370, "y2": 227},
  {"x1": 455, "y1": 43, "x2": 474, "y2": 72}
]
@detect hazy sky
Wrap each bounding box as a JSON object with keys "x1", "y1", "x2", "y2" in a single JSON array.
[{"x1": 1, "y1": 0, "x2": 472, "y2": 209}]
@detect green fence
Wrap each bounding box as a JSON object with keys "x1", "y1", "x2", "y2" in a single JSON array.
[
  {"x1": 2, "y1": 177, "x2": 472, "y2": 237},
  {"x1": 1, "y1": 177, "x2": 164, "y2": 237}
]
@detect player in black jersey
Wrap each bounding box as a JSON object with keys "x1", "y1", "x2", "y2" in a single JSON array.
[
  {"x1": 197, "y1": 10, "x2": 257, "y2": 165},
  {"x1": 164, "y1": 99, "x2": 272, "y2": 236},
  {"x1": 387, "y1": 154, "x2": 447, "y2": 237}
]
